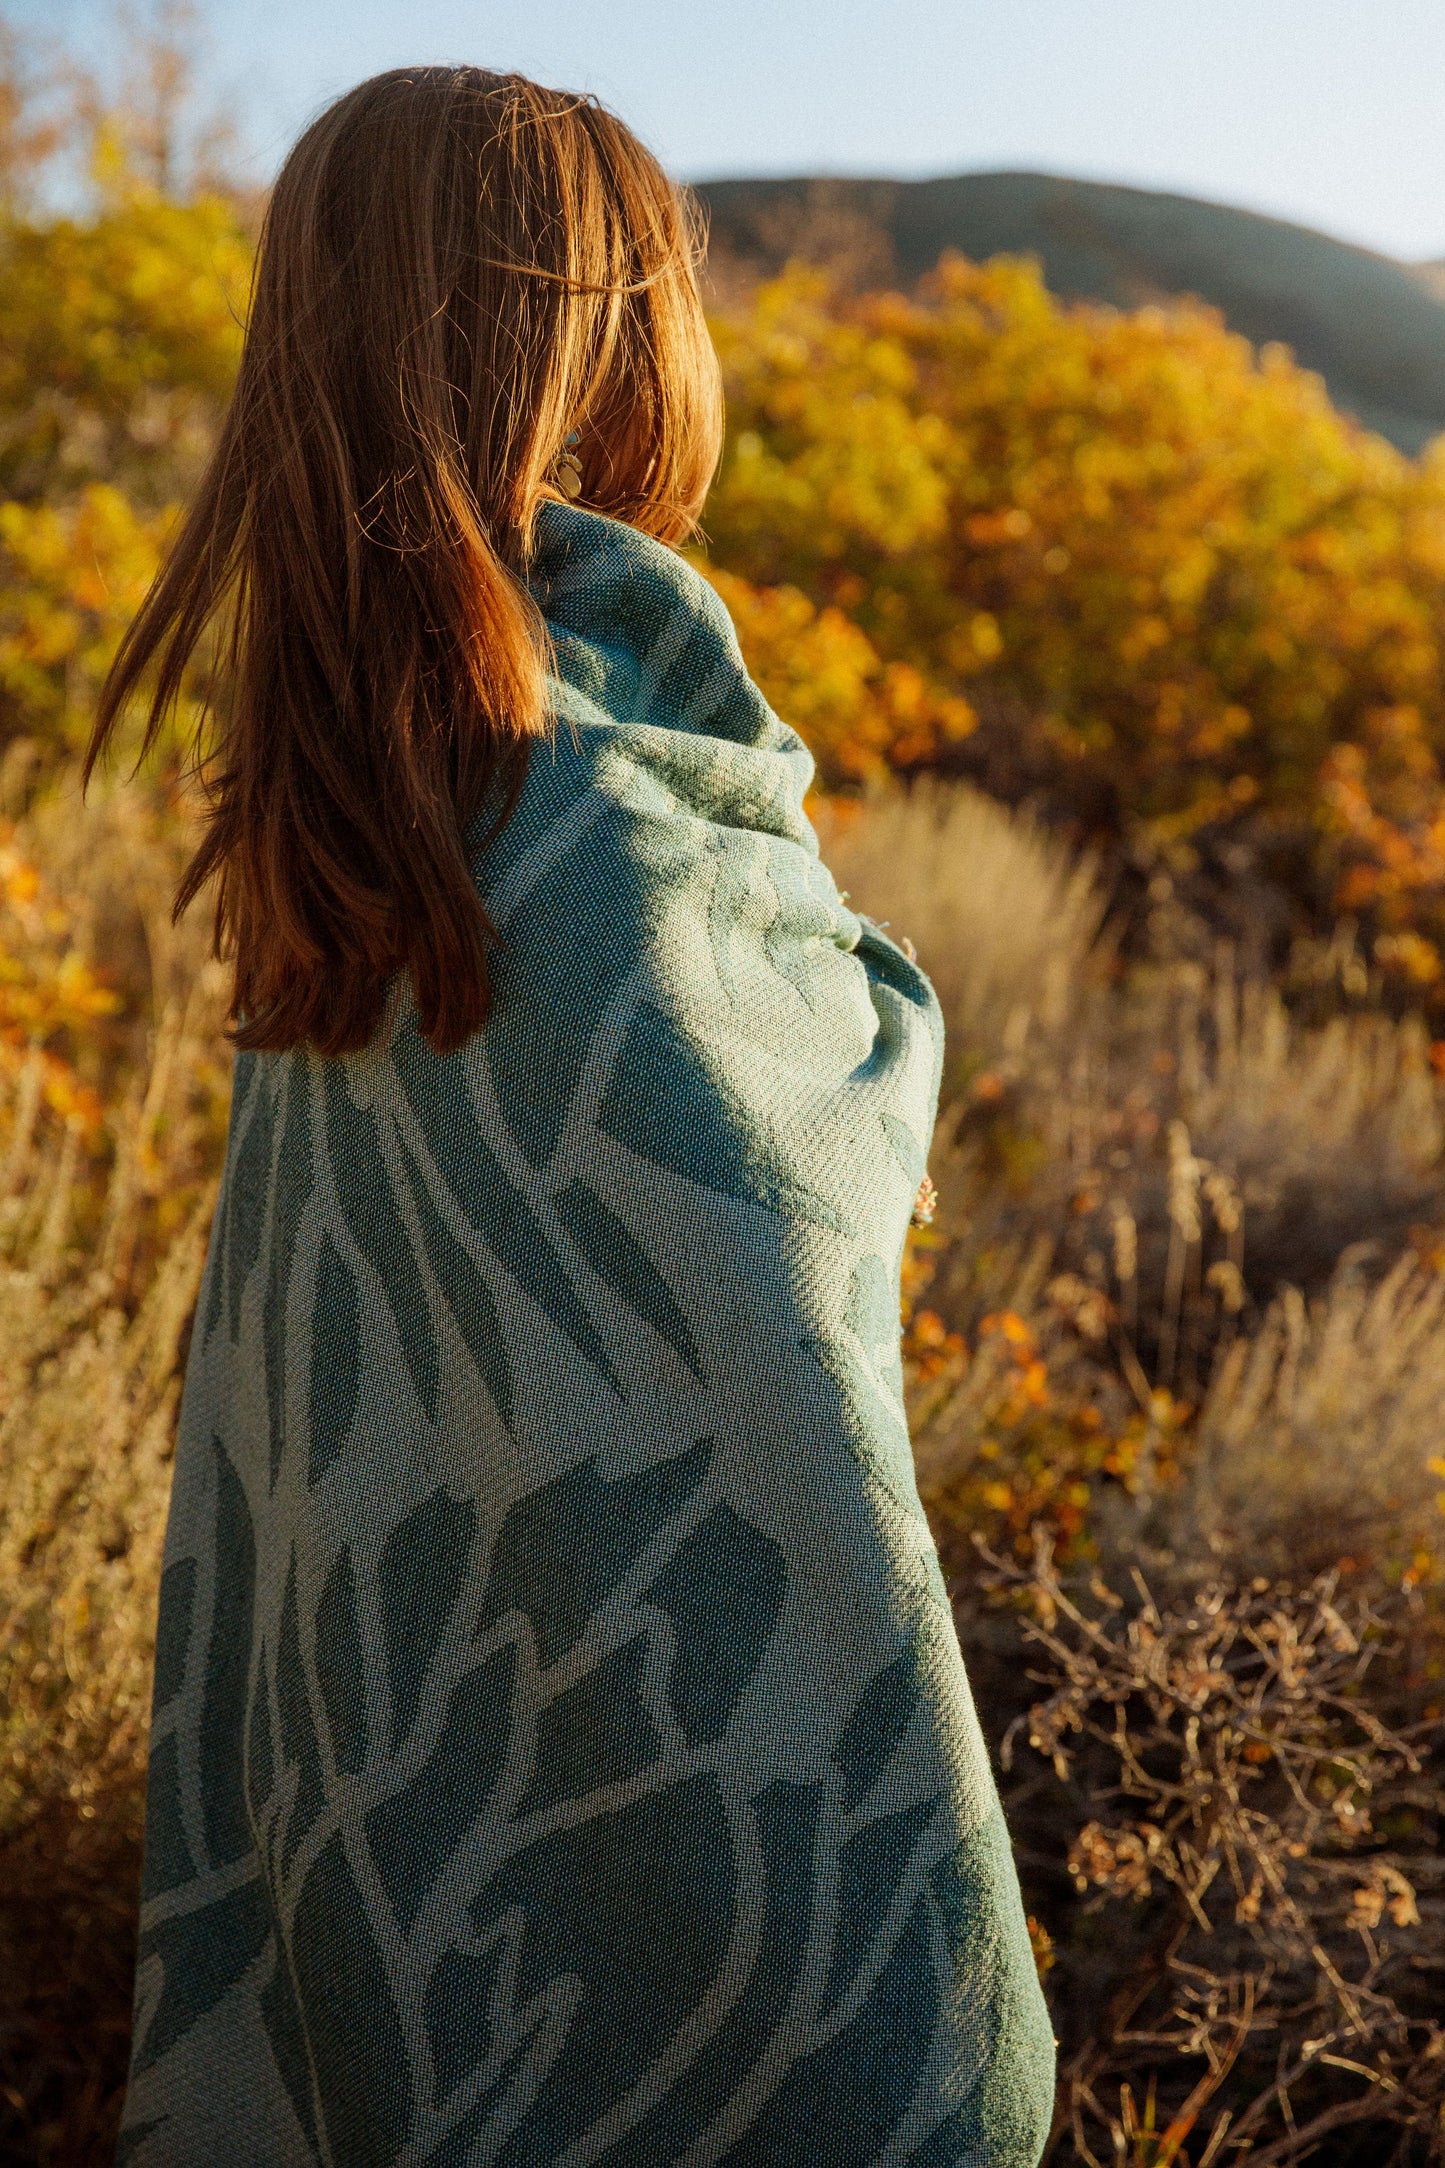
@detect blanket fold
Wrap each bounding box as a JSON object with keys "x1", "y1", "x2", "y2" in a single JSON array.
[{"x1": 118, "y1": 500, "x2": 1054, "y2": 2167}]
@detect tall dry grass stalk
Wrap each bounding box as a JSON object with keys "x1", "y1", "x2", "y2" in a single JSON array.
[
  {"x1": 1190, "y1": 1254, "x2": 1445, "y2": 1576},
  {"x1": 0, "y1": 768, "x2": 228, "y2": 2164},
  {"x1": 0, "y1": 1062, "x2": 216, "y2": 1838},
  {"x1": 818, "y1": 777, "x2": 1109, "y2": 1073}
]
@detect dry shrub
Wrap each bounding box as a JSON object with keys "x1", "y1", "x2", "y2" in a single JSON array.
[
  {"x1": 840, "y1": 786, "x2": 1443, "y2": 1343},
  {"x1": 1189, "y1": 1257, "x2": 1445, "y2": 1579},
  {"x1": 840, "y1": 786, "x2": 1441, "y2": 1335},
  {"x1": 836, "y1": 781, "x2": 1445, "y2": 2160},
  {"x1": 0, "y1": 769, "x2": 225, "y2": 2166},
  {"x1": 982, "y1": 1538, "x2": 1445, "y2": 2168},
  {"x1": 1087, "y1": 967, "x2": 1444, "y2": 1356},
  {"x1": 910, "y1": 1241, "x2": 1445, "y2": 1605},
  {"x1": 819, "y1": 776, "x2": 1108, "y2": 1081},
  {"x1": 0, "y1": 1194, "x2": 210, "y2": 2164}
]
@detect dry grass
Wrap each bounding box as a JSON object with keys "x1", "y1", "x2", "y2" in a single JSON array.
[
  {"x1": 817, "y1": 777, "x2": 1109, "y2": 1083},
  {"x1": 0, "y1": 771, "x2": 225, "y2": 2165},
  {"x1": 1189, "y1": 1256, "x2": 1445, "y2": 1578},
  {"x1": 0, "y1": 770, "x2": 1441, "y2": 2163},
  {"x1": 831, "y1": 779, "x2": 1445, "y2": 2164}
]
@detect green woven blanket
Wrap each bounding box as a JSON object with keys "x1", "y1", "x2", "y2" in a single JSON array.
[{"x1": 118, "y1": 501, "x2": 1055, "y2": 2166}]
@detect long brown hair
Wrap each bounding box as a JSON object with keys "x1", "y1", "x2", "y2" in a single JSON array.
[{"x1": 85, "y1": 67, "x2": 724, "y2": 1056}]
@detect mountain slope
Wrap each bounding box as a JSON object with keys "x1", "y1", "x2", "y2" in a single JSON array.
[{"x1": 694, "y1": 171, "x2": 1445, "y2": 454}]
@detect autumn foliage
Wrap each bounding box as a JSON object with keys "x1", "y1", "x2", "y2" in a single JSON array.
[
  {"x1": 4, "y1": 36, "x2": 1445, "y2": 2165},
  {"x1": 702, "y1": 258, "x2": 1445, "y2": 999},
  {"x1": 8, "y1": 126, "x2": 1445, "y2": 999}
]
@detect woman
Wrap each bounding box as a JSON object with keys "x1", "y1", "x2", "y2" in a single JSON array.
[{"x1": 92, "y1": 67, "x2": 1054, "y2": 2167}]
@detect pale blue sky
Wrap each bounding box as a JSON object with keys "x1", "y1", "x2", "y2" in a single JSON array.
[{"x1": 16, "y1": 0, "x2": 1445, "y2": 261}]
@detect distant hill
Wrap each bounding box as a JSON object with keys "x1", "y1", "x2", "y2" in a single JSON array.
[{"x1": 694, "y1": 171, "x2": 1445, "y2": 454}]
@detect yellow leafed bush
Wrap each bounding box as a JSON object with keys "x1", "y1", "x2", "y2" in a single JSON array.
[
  {"x1": 0, "y1": 486, "x2": 170, "y2": 754},
  {"x1": 706, "y1": 258, "x2": 1445, "y2": 1004},
  {"x1": 0, "y1": 186, "x2": 249, "y2": 505}
]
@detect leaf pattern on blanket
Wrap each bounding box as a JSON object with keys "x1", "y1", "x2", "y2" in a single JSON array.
[{"x1": 120, "y1": 500, "x2": 1053, "y2": 2167}]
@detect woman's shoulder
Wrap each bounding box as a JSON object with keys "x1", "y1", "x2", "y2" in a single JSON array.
[{"x1": 527, "y1": 500, "x2": 798, "y2": 759}]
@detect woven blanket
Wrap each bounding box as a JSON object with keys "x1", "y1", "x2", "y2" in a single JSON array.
[{"x1": 118, "y1": 501, "x2": 1055, "y2": 2167}]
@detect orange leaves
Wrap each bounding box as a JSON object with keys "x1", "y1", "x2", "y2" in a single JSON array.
[
  {"x1": 978, "y1": 1308, "x2": 1052, "y2": 1422},
  {"x1": 1069, "y1": 1817, "x2": 1163, "y2": 1900},
  {"x1": 1024, "y1": 1913, "x2": 1054, "y2": 1979},
  {"x1": 899, "y1": 1224, "x2": 968, "y2": 1388},
  {"x1": 904, "y1": 1306, "x2": 967, "y2": 1388},
  {"x1": 0, "y1": 830, "x2": 118, "y2": 1142},
  {"x1": 963, "y1": 506, "x2": 1033, "y2": 547},
  {"x1": 706, "y1": 256, "x2": 1445, "y2": 1009},
  {"x1": 1320, "y1": 722, "x2": 1445, "y2": 990},
  {"x1": 700, "y1": 561, "x2": 974, "y2": 788},
  {"x1": 0, "y1": 485, "x2": 169, "y2": 751}
]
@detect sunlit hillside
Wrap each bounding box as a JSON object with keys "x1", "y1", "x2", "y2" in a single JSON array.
[{"x1": 699, "y1": 168, "x2": 1445, "y2": 453}]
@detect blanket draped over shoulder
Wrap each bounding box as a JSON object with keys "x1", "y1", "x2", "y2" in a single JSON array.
[{"x1": 118, "y1": 501, "x2": 1055, "y2": 2167}]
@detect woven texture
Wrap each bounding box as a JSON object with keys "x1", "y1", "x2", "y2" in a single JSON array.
[{"x1": 117, "y1": 502, "x2": 1055, "y2": 2167}]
